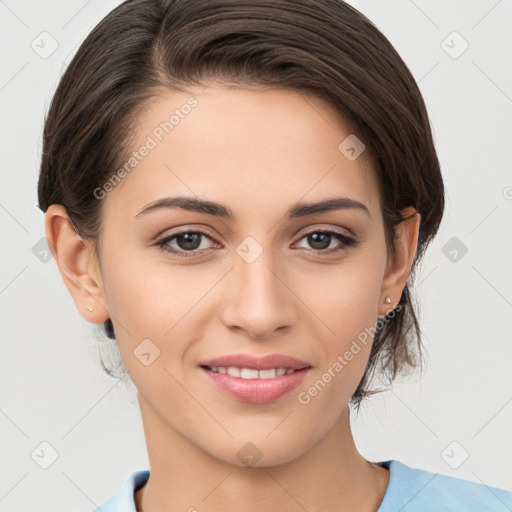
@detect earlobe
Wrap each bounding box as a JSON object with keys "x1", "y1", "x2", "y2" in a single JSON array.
[
  {"x1": 44, "y1": 204, "x2": 110, "y2": 324},
  {"x1": 379, "y1": 207, "x2": 421, "y2": 315}
]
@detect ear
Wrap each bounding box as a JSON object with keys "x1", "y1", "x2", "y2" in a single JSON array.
[
  {"x1": 44, "y1": 204, "x2": 110, "y2": 324},
  {"x1": 378, "y1": 206, "x2": 421, "y2": 316}
]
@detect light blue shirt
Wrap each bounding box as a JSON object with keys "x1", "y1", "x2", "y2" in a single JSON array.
[{"x1": 93, "y1": 459, "x2": 512, "y2": 511}]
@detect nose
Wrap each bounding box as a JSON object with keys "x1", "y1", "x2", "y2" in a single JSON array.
[{"x1": 220, "y1": 246, "x2": 297, "y2": 339}]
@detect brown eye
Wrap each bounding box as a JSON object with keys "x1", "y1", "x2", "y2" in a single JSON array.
[
  {"x1": 295, "y1": 229, "x2": 359, "y2": 254},
  {"x1": 155, "y1": 230, "x2": 216, "y2": 257},
  {"x1": 175, "y1": 232, "x2": 202, "y2": 251}
]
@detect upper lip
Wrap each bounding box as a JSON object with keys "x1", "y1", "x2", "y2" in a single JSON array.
[{"x1": 199, "y1": 353, "x2": 312, "y2": 370}]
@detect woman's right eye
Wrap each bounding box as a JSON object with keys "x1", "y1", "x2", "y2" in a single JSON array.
[{"x1": 155, "y1": 230, "x2": 217, "y2": 257}]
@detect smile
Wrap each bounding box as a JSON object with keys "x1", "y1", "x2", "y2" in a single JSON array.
[
  {"x1": 203, "y1": 365, "x2": 296, "y2": 379},
  {"x1": 200, "y1": 365, "x2": 311, "y2": 403}
]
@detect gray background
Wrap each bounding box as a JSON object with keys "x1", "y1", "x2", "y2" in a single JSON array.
[{"x1": 1, "y1": 0, "x2": 511, "y2": 510}]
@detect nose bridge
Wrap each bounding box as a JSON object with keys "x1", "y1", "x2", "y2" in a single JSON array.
[
  {"x1": 239, "y1": 248, "x2": 281, "y2": 303},
  {"x1": 222, "y1": 236, "x2": 296, "y2": 336}
]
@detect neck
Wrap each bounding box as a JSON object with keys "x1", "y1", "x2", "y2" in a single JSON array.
[{"x1": 134, "y1": 395, "x2": 389, "y2": 512}]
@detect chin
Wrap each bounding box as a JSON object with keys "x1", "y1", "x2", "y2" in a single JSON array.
[{"x1": 212, "y1": 437, "x2": 310, "y2": 469}]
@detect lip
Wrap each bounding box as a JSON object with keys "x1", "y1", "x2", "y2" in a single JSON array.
[
  {"x1": 200, "y1": 366, "x2": 311, "y2": 403},
  {"x1": 199, "y1": 353, "x2": 311, "y2": 371}
]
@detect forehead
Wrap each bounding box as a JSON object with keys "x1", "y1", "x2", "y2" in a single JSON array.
[{"x1": 106, "y1": 82, "x2": 381, "y2": 222}]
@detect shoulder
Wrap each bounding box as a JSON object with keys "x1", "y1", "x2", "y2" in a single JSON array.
[
  {"x1": 378, "y1": 459, "x2": 512, "y2": 512},
  {"x1": 91, "y1": 469, "x2": 150, "y2": 512}
]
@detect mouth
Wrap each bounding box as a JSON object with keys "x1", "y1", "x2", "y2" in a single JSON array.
[
  {"x1": 199, "y1": 365, "x2": 312, "y2": 403},
  {"x1": 200, "y1": 365, "x2": 306, "y2": 379}
]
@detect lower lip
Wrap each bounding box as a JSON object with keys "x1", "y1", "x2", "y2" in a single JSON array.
[{"x1": 200, "y1": 366, "x2": 311, "y2": 404}]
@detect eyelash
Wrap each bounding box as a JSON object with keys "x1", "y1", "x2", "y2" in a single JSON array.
[{"x1": 155, "y1": 228, "x2": 359, "y2": 258}]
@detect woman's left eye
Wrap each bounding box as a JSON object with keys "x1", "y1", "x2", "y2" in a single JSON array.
[
  {"x1": 155, "y1": 228, "x2": 359, "y2": 257},
  {"x1": 294, "y1": 229, "x2": 359, "y2": 254}
]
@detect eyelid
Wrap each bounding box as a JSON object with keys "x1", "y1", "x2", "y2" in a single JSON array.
[
  {"x1": 153, "y1": 224, "x2": 217, "y2": 243},
  {"x1": 298, "y1": 225, "x2": 353, "y2": 239}
]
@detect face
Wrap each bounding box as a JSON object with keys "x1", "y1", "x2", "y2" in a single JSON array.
[{"x1": 49, "y1": 81, "x2": 418, "y2": 468}]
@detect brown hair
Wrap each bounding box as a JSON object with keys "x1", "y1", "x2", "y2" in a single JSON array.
[{"x1": 37, "y1": 0, "x2": 444, "y2": 410}]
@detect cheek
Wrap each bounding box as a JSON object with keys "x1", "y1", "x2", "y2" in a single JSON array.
[
  {"x1": 305, "y1": 253, "x2": 384, "y2": 385},
  {"x1": 100, "y1": 243, "x2": 187, "y2": 331},
  {"x1": 97, "y1": 245, "x2": 174, "y2": 360},
  {"x1": 99, "y1": 246, "x2": 219, "y2": 376},
  {"x1": 308, "y1": 255, "x2": 383, "y2": 336}
]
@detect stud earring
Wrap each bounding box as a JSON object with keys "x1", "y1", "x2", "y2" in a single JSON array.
[
  {"x1": 87, "y1": 306, "x2": 94, "y2": 312},
  {"x1": 384, "y1": 296, "x2": 392, "y2": 304}
]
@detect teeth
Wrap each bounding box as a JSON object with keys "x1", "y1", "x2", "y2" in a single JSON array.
[
  {"x1": 259, "y1": 369, "x2": 278, "y2": 379},
  {"x1": 227, "y1": 366, "x2": 240, "y2": 377},
  {"x1": 240, "y1": 368, "x2": 259, "y2": 379},
  {"x1": 208, "y1": 366, "x2": 297, "y2": 379}
]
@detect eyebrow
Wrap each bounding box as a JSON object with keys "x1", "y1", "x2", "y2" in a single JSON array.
[{"x1": 134, "y1": 196, "x2": 372, "y2": 220}]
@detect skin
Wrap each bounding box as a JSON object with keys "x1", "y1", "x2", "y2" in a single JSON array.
[{"x1": 45, "y1": 81, "x2": 420, "y2": 512}]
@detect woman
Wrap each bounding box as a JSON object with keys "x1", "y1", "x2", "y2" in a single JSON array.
[{"x1": 37, "y1": 0, "x2": 512, "y2": 510}]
